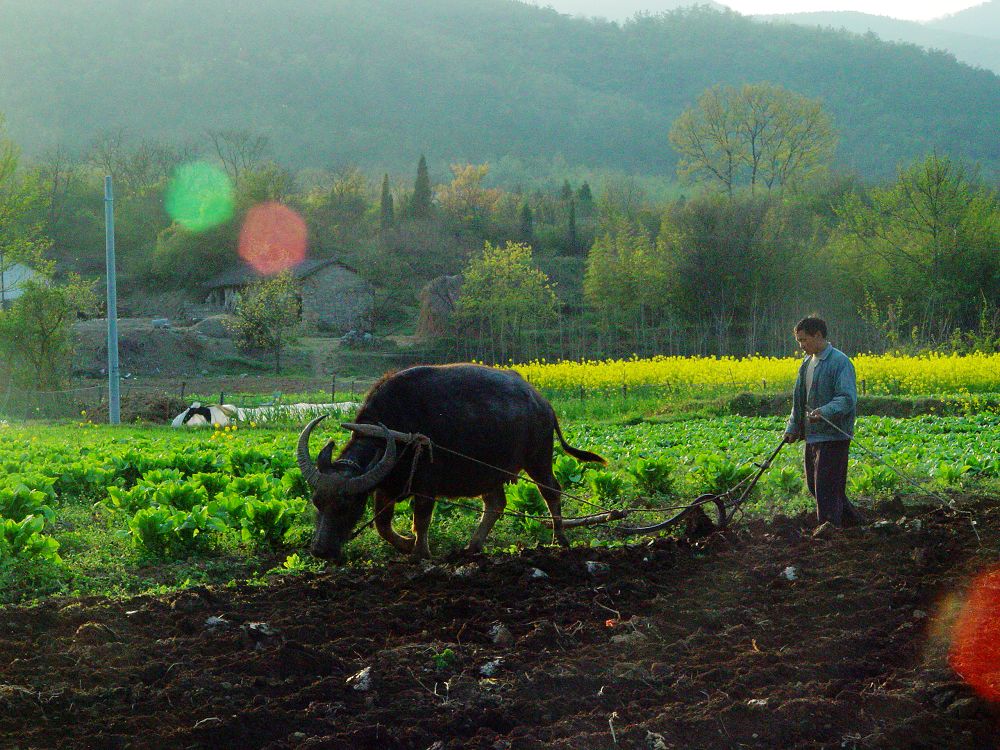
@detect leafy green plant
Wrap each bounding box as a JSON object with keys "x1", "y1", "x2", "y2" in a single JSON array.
[
  {"x1": 0, "y1": 515, "x2": 61, "y2": 562},
  {"x1": 552, "y1": 455, "x2": 586, "y2": 489},
  {"x1": 240, "y1": 497, "x2": 306, "y2": 547},
  {"x1": 432, "y1": 647, "x2": 456, "y2": 670},
  {"x1": 768, "y1": 466, "x2": 804, "y2": 498},
  {"x1": 141, "y1": 468, "x2": 185, "y2": 484},
  {"x1": 206, "y1": 495, "x2": 247, "y2": 526},
  {"x1": 587, "y1": 470, "x2": 625, "y2": 503},
  {"x1": 54, "y1": 462, "x2": 112, "y2": 499},
  {"x1": 226, "y1": 473, "x2": 278, "y2": 499},
  {"x1": 280, "y1": 467, "x2": 310, "y2": 499},
  {"x1": 504, "y1": 480, "x2": 547, "y2": 534},
  {"x1": 930, "y1": 461, "x2": 970, "y2": 488},
  {"x1": 151, "y1": 481, "x2": 209, "y2": 512},
  {"x1": 626, "y1": 457, "x2": 676, "y2": 497},
  {"x1": 171, "y1": 451, "x2": 221, "y2": 476},
  {"x1": 5, "y1": 474, "x2": 57, "y2": 503},
  {"x1": 848, "y1": 465, "x2": 901, "y2": 497},
  {"x1": 127, "y1": 505, "x2": 226, "y2": 557},
  {"x1": 104, "y1": 484, "x2": 155, "y2": 514},
  {"x1": 0, "y1": 485, "x2": 56, "y2": 524},
  {"x1": 190, "y1": 472, "x2": 230, "y2": 498},
  {"x1": 227, "y1": 448, "x2": 273, "y2": 477},
  {"x1": 693, "y1": 455, "x2": 756, "y2": 496}
]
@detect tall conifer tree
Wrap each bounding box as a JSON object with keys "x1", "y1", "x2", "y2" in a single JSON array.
[
  {"x1": 519, "y1": 202, "x2": 534, "y2": 243},
  {"x1": 380, "y1": 173, "x2": 394, "y2": 231},
  {"x1": 412, "y1": 155, "x2": 432, "y2": 219},
  {"x1": 567, "y1": 199, "x2": 578, "y2": 255}
]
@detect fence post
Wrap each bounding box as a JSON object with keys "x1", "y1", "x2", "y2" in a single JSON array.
[
  {"x1": 219, "y1": 390, "x2": 225, "y2": 406},
  {"x1": 331, "y1": 374, "x2": 336, "y2": 404},
  {"x1": 180, "y1": 381, "x2": 186, "y2": 402}
]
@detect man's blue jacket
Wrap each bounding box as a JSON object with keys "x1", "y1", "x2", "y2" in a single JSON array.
[{"x1": 785, "y1": 344, "x2": 857, "y2": 443}]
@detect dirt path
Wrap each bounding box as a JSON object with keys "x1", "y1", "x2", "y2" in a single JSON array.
[{"x1": 2, "y1": 502, "x2": 998, "y2": 749}]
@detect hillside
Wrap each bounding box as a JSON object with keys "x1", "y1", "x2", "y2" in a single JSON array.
[{"x1": 0, "y1": 0, "x2": 998, "y2": 179}]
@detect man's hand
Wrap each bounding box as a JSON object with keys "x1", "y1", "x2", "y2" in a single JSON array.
[
  {"x1": 807, "y1": 409, "x2": 824, "y2": 423},
  {"x1": 783, "y1": 431, "x2": 801, "y2": 443}
]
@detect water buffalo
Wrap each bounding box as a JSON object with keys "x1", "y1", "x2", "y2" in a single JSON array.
[{"x1": 296, "y1": 363, "x2": 605, "y2": 561}]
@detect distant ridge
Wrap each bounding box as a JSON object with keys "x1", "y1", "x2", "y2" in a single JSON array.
[{"x1": 756, "y1": 7, "x2": 1000, "y2": 74}]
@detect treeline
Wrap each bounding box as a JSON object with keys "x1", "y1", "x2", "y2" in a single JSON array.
[
  {"x1": 1, "y1": 1, "x2": 999, "y2": 180},
  {"x1": 2, "y1": 113, "x2": 998, "y2": 369}
]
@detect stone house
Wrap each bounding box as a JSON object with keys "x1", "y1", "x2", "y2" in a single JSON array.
[
  {"x1": 203, "y1": 258, "x2": 373, "y2": 333},
  {"x1": 0, "y1": 263, "x2": 38, "y2": 310}
]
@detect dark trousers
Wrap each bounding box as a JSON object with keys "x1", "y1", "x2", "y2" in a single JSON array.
[{"x1": 805, "y1": 440, "x2": 860, "y2": 526}]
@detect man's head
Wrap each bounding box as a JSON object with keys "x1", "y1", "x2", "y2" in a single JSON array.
[{"x1": 794, "y1": 316, "x2": 828, "y2": 356}]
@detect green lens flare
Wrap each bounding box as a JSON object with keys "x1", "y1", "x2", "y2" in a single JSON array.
[{"x1": 165, "y1": 162, "x2": 234, "y2": 232}]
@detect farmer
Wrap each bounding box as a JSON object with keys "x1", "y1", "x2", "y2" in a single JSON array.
[{"x1": 784, "y1": 316, "x2": 863, "y2": 528}]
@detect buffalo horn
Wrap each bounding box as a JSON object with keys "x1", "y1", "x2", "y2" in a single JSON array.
[
  {"x1": 342, "y1": 423, "x2": 398, "y2": 495},
  {"x1": 296, "y1": 415, "x2": 345, "y2": 494}
]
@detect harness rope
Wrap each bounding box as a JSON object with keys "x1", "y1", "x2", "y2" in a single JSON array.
[{"x1": 342, "y1": 428, "x2": 773, "y2": 539}]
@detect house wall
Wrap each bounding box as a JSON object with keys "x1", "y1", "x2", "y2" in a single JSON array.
[
  {"x1": 299, "y1": 264, "x2": 373, "y2": 332},
  {"x1": 0, "y1": 263, "x2": 36, "y2": 309}
]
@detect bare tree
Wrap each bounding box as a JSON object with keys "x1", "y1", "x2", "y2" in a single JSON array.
[{"x1": 207, "y1": 129, "x2": 270, "y2": 184}]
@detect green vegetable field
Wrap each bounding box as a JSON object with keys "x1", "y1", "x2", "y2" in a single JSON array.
[{"x1": 3, "y1": 410, "x2": 998, "y2": 605}]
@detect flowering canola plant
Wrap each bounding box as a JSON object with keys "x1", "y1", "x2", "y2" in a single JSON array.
[{"x1": 514, "y1": 352, "x2": 1000, "y2": 395}]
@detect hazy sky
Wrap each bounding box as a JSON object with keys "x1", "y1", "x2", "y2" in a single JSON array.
[{"x1": 528, "y1": 0, "x2": 984, "y2": 22}]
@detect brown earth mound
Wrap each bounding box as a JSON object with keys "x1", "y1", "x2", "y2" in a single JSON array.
[
  {"x1": 1, "y1": 502, "x2": 998, "y2": 749},
  {"x1": 86, "y1": 391, "x2": 191, "y2": 424}
]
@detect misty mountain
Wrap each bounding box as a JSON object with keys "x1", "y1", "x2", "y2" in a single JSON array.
[
  {"x1": 756, "y1": 4, "x2": 1000, "y2": 74},
  {"x1": 0, "y1": 0, "x2": 997, "y2": 180},
  {"x1": 927, "y1": 0, "x2": 1000, "y2": 38}
]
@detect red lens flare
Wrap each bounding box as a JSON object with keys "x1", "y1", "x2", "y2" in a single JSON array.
[
  {"x1": 950, "y1": 565, "x2": 1000, "y2": 702},
  {"x1": 238, "y1": 202, "x2": 308, "y2": 275}
]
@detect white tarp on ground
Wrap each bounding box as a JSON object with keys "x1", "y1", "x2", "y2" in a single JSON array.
[
  {"x1": 236, "y1": 402, "x2": 357, "y2": 422},
  {"x1": 172, "y1": 401, "x2": 357, "y2": 427}
]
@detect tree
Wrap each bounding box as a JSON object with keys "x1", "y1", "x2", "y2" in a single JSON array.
[
  {"x1": 410, "y1": 155, "x2": 432, "y2": 219},
  {"x1": 0, "y1": 275, "x2": 98, "y2": 390},
  {"x1": 225, "y1": 271, "x2": 301, "y2": 373},
  {"x1": 379, "y1": 173, "x2": 394, "y2": 232},
  {"x1": 583, "y1": 220, "x2": 668, "y2": 335},
  {"x1": 669, "y1": 83, "x2": 837, "y2": 197},
  {"x1": 453, "y1": 241, "x2": 559, "y2": 362},
  {"x1": 566, "y1": 200, "x2": 578, "y2": 256},
  {"x1": 576, "y1": 182, "x2": 594, "y2": 217},
  {"x1": 435, "y1": 163, "x2": 501, "y2": 230},
  {"x1": 658, "y1": 194, "x2": 794, "y2": 354},
  {"x1": 518, "y1": 202, "x2": 534, "y2": 243},
  {"x1": 830, "y1": 152, "x2": 1000, "y2": 335},
  {"x1": 207, "y1": 129, "x2": 270, "y2": 184},
  {"x1": 0, "y1": 117, "x2": 50, "y2": 309}
]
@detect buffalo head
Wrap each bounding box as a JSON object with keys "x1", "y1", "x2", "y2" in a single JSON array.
[{"x1": 297, "y1": 415, "x2": 397, "y2": 562}]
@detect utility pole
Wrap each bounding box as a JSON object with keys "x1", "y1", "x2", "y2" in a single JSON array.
[{"x1": 104, "y1": 176, "x2": 120, "y2": 425}]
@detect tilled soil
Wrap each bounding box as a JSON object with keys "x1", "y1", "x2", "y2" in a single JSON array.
[{"x1": 2, "y1": 502, "x2": 999, "y2": 750}]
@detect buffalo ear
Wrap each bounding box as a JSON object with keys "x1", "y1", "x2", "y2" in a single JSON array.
[{"x1": 316, "y1": 439, "x2": 338, "y2": 471}]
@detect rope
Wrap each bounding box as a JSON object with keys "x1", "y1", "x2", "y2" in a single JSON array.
[{"x1": 815, "y1": 412, "x2": 962, "y2": 513}]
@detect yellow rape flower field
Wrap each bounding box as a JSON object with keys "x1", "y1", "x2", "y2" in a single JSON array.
[{"x1": 514, "y1": 352, "x2": 1000, "y2": 396}]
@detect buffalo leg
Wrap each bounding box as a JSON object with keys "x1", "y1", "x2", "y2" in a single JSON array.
[
  {"x1": 411, "y1": 495, "x2": 435, "y2": 559},
  {"x1": 526, "y1": 466, "x2": 570, "y2": 547},
  {"x1": 466, "y1": 487, "x2": 506, "y2": 554},
  {"x1": 373, "y1": 490, "x2": 415, "y2": 554}
]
